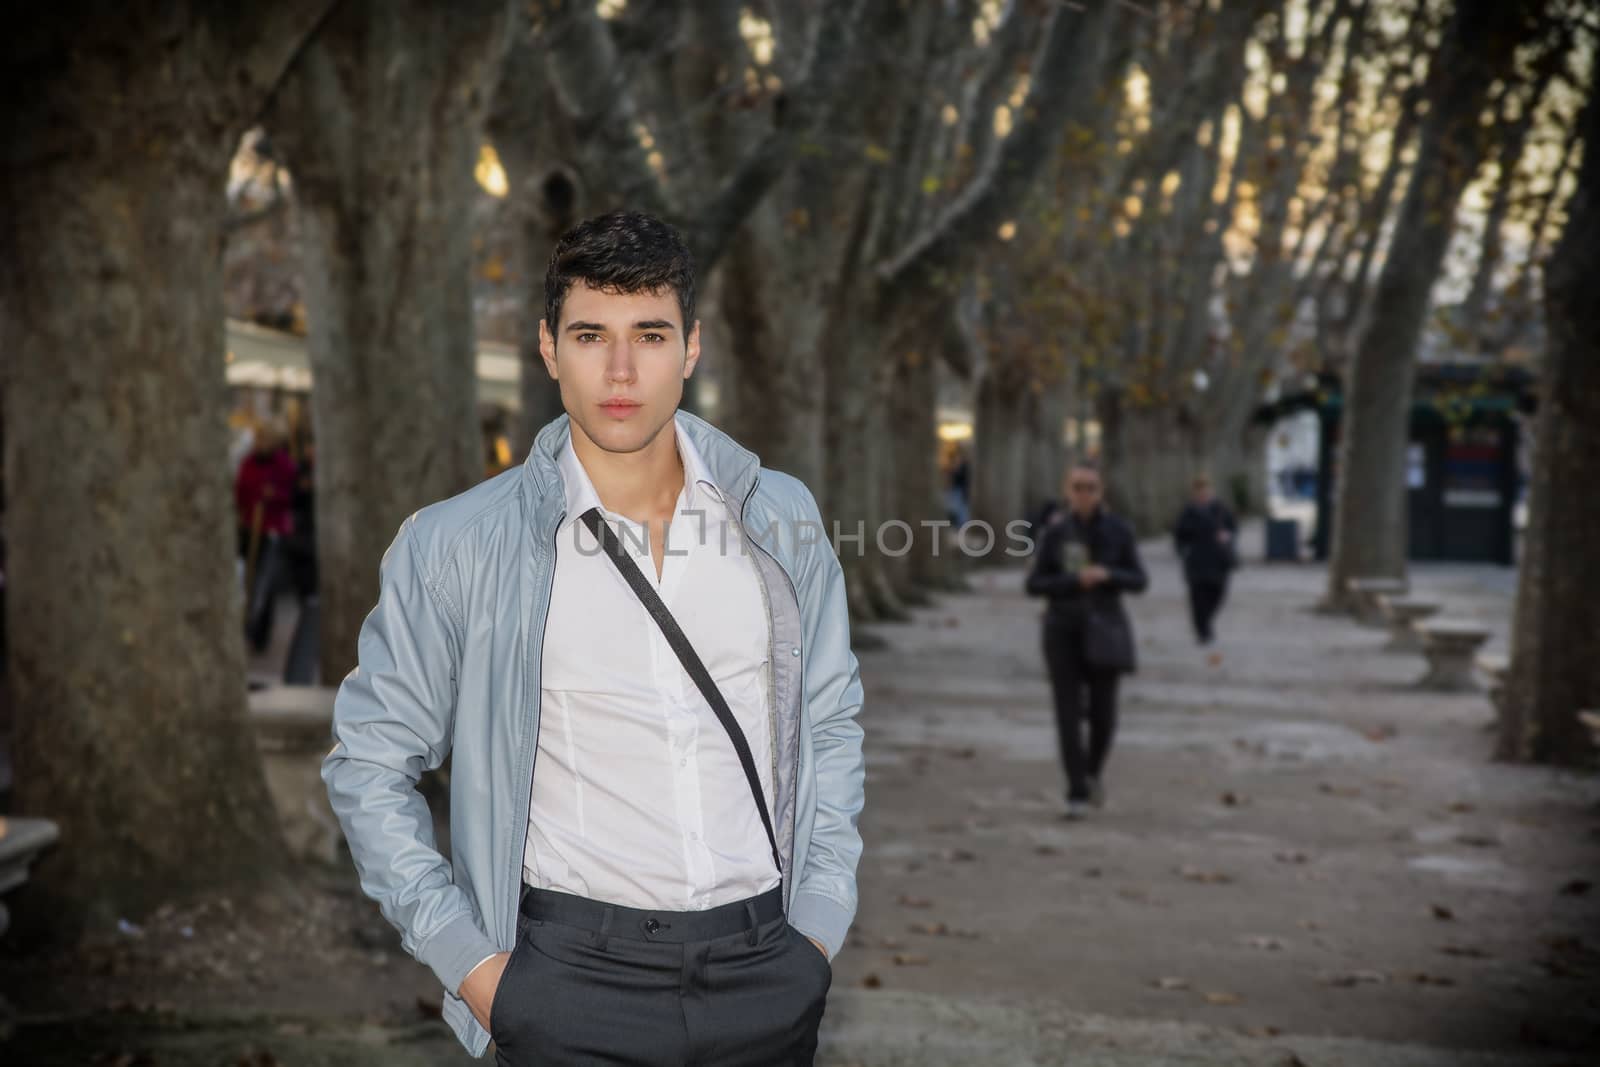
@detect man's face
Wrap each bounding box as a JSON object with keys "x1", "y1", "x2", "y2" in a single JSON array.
[
  {"x1": 1065, "y1": 468, "x2": 1102, "y2": 516},
  {"x1": 539, "y1": 281, "x2": 700, "y2": 456}
]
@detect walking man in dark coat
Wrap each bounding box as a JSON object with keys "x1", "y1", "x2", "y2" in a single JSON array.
[
  {"x1": 1173, "y1": 474, "x2": 1237, "y2": 645},
  {"x1": 1026, "y1": 463, "x2": 1148, "y2": 818}
]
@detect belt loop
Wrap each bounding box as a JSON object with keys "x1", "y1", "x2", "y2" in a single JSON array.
[
  {"x1": 745, "y1": 900, "x2": 759, "y2": 946},
  {"x1": 595, "y1": 904, "x2": 614, "y2": 952}
]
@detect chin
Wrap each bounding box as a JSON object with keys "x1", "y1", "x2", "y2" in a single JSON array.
[{"x1": 576, "y1": 408, "x2": 671, "y2": 454}]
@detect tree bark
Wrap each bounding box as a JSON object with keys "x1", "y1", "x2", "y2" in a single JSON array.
[
  {"x1": 487, "y1": 19, "x2": 584, "y2": 456},
  {"x1": 1499, "y1": 82, "x2": 1600, "y2": 765},
  {"x1": 0, "y1": 1, "x2": 333, "y2": 934},
  {"x1": 1323, "y1": 0, "x2": 1543, "y2": 610},
  {"x1": 263, "y1": 0, "x2": 516, "y2": 680}
]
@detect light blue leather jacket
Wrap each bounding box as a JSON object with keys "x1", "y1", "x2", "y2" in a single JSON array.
[{"x1": 322, "y1": 410, "x2": 866, "y2": 1056}]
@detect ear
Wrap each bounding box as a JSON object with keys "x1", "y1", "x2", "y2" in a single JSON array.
[
  {"x1": 538, "y1": 319, "x2": 559, "y2": 380},
  {"x1": 682, "y1": 319, "x2": 702, "y2": 379}
]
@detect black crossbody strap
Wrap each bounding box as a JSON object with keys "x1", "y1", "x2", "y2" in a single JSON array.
[{"x1": 578, "y1": 508, "x2": 782, "y2": 876}]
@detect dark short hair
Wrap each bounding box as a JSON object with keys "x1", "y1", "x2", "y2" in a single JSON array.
[{"x1": 543, "y1": 210, "x2": 696, "y2": 335}]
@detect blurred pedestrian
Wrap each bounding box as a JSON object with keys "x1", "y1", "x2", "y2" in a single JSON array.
[
  {"x1": 235, "y1": 420, "x2": 296, "y2": 652},
  {"x1": 1173, "y1": 474, "x2": 1237, "y2": 645},
  {"x1": 1026, "y1": 463, "x2": 1148, "y2": 818},
  {"x1": 944, "y1": 443, "x2": 971, "y2": 527},
  {"x1": 286, "y1": 439, "x2": 318, "y2": 602}
]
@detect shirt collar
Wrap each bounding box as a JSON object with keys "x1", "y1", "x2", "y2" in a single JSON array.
[{"x1": 557, "y1": 422, "x2": 724, "y2": 528}]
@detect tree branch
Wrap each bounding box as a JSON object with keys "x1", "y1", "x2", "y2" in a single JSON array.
[{"x1": 877, "y1": 2, "x2": 1129, "y2": 313}]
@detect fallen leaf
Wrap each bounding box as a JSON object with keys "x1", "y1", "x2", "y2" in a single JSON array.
[
  {"x1": 1178, "y1": 865, "x2": 1234, "y2": 885},
  {"x1": 877, "y1": 936, "x2": 906, "y2": 950},
  {"x1": 1440, "y1": 945, "x2": 1490, "y2": 958},
  {"x1": 1241, "y1": 935, "x2": 1287, "y2": 951},
  {"x1": 909, "y1": 922, "x2": 950, "y2": 936},
  {"x1": 938, "y1": 848, "x2": 978, "y2": 863},
  {"x1": 1274, "y1": 850, "x2": 1310, "y2": 864},
  {"x1": 1411, "y1": 972, "x2": 1456, "y2": 987},
  {"x1": 1558, "y1": 879, "x2": 1592, "y2": 897},
  {"x1": 1447, "y1": 801, "x2": 1475, "y2": 813},
  {"x1": 861, "y1": 973, "x2": 883, "y2": 988},
  {"x1": 1431, "y1": 904, "x2": 1455, "y2": 921},
  {"x1": 897, "y1": 895, "x2": 934, "y2": 909},
  {"x1": 1321, "y1": 969, "x2": 1388, "y2": 987},
  {"x1": 1206, "y1": 652, "x2": 1224, "y2": 667},
  {"x1": 1455, "y1": 833, "x2": 1499, "y2": 848},
  {"x1": 1241, "y1": 1025, "x2": 1282, "y2": 1038},
  {"x1": 1220, "y1": 791, "x2": 1245, "y2": 807},
  {"x1": 892, "y1": 953, "x2": 930, "y2": 966},
  {"x1": 1034, "y1": 844, "x2": 1060, "y2": 856},
  {"x1": 1204, "y1": 991, "x2": 1242, "y2": 1005},
  {"x1": 1361, "y1": 724, "x2": 1396, "y2": 742},
  {"x1": 1150, "y1": 976, "x2": 1190, "y2": 990}
]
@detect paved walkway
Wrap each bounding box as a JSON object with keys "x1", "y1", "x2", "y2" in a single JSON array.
[
  {"x1": 24, "y1": 524, "x2": 1592, "y2": 1066},
  {"x1": 818, "y1": 522, "x2": 1599, "y2": 1065}
]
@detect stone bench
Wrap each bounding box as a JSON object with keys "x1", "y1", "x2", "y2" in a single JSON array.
[
  {"x1": 248, "y1": 685, "x2": 342, "y2": 865},
  {"x1": 1476, "y1": 653, "x2": 1510, "y2": 710},
  {"x1": 1378, "y1": 595, "x2": 1442, "y2": 652},
  {"x1": 0, "y1": 816, "x2": 61, "y2": 937},
  {"x1": 1414, "y1": 619, "x2": 1492, "y2": 692},
  {"x1": 1347, "y1": 577, "x2": 1410, "y2": 626}
]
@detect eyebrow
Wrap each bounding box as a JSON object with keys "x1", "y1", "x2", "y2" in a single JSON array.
[{"x1": 565, "y1": 320, "x2": 677, "y2": 333}]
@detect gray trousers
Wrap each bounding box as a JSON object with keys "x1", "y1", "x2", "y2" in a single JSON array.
[{"x1": 490, "y1": 887, "x2": 831, "y2": 1065}]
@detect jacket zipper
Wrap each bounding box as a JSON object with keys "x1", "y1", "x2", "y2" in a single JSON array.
[
  {"x1": 510, "y1": 512, "x2": 562, "y2": 948},
  {"x1": 739, "y1": 477, "x2": 804, "y2": 910}
]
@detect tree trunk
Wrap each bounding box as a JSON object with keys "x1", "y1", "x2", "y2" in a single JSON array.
[
  {"x1": 970, "y1": 365, "x2": 1031, "y2": 551},
  {"x1": 1099, "y1": 390, "x2": 1197, "y2": 536},
  {"x1": 1323, "y1": 0, "x2": 1542, "y2": 610},
  {"x1": 717, "y1": 213, "x2": 827, "y2": 487},
  {"x1": 1024, "y1": 376, "x2": 1070, "y2": 519},
  {"x1": 487, "y1": 24, "x2": 584, "y2": 457},
  {"x1": 0, "y1": 2, "x2": 332, "y2": 935},
  {"x1": 1499, "y1": 84, "x2": 1600, "y2": 765},
  {"x1": 263, "y1": 0, "x2": 515, "y2": 680}
]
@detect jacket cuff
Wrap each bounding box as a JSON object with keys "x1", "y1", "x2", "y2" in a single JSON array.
[
  {"x1": 416, "y1": 911, "x2": 500, "y2": 995},
  {"x1": 788, "y1": 890, "x2": 854, "y2": 959}
]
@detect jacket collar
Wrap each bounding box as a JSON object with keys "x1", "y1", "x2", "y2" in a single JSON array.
[{"x1": 522, "y1": 410, "x2": 762, "y2": 539}]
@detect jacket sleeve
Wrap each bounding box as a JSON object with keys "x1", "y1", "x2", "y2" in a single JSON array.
[
  {"x1": 321, "y1": 519, "x2": 498, "y2": 996},
  {"x1": 1108, "y1": 522, "x2": 1149, "y2": 594},
  {"x1": 787, "y1": 486, "x2": 866, "y2": 961},
  {"x1": 1173, "y1": 508, "x2": 1192, "y2": 558},
  {"x1": 1025, "y1": 520, "x2": 1082, "y2": 598}
]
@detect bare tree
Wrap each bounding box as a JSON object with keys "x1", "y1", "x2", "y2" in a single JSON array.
[
  {"x1": 262, "y1": 0, "x2": 517, "y2": 680},
  {"x1": 0, "y1": 1, "x2": 335, "y2": 933},
  {"x1": 1323, "y1": 0, "x2": 1547, "y2": 610},
  {"x1": 1499, "y1": 75, "x2": 1599, "y2": 764}
]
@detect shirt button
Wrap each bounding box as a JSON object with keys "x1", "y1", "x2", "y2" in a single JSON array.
[
  {"x1": 690, "y1": 831, "x2": 700, "y2": 841},
  {"x1": 679, "y1": 757, "x2": 688, "y2": 768},
  {"x1": 791, "y1": 648, "x2": 801, "y2": 657}
]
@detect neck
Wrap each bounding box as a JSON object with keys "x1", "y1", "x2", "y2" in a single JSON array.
[{"x1": 570, "y1": 418, "x2": 685, "y2": 522}]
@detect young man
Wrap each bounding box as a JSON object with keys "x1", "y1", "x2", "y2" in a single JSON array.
[
  {"x1": 1173, "y1": 473, "x2": 1237, "y2": 645},
  {"x1": 323, "y1": 211, "x2": 866, "y2": 1063},
  {"x1": 1025, "y1": 463, "x2": 1147, "y2": 818}
]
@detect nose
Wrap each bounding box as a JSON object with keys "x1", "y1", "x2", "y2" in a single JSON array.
[{"x1": 605, "y1": 341, "x2": 637, "y2": 384}]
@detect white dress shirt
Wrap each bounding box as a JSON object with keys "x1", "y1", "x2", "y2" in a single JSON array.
[{"x1": 523, "y1": 426, "x2": 781, "y2": 911}]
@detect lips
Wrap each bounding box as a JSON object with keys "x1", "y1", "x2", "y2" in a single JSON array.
[{"x1": 599, "y1": 398, "x2": 643, "y2": 418}]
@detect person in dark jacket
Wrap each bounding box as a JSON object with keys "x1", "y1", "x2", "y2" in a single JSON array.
[
  {"x1": 1026, "y1": 463, "x2": 1148, "y2": 818},
  {"x1": 1173, "y1": 474, "x2": 1237, "y2": 645}
]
